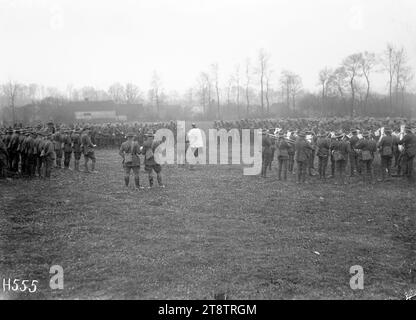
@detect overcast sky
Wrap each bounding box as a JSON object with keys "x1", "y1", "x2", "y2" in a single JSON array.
[{"x1": 0, "y1": 0, "x2": 415, "y2": 94}]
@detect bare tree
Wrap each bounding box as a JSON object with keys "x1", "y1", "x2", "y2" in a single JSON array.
[
  {"x1": 245, "y1": 58, "x2": 251, "y2": 117},
  {"x1": 318, "y1": 67, "x2": 332, "y2": 116},
  {"x1": 342, "y1": 53, "x2": 362, "y2": 117},
  {"x1": 257, "y1": 49, "x2": 270, "y2": 114},
  {"x1": 265, "y1": 69, "x2": 273, "y2": 114},
  {"x1": 233, "y1": 64, "x2": 241, "y2": 117},
  {"x1": 125, "y1": 83, "x2": 142, "y2": 104},
  {"x1": 383, "y1": 44, "x2": 395, "y2": 114},
  {"x1": 398, "y1": 66, "x2": 414, "y2": 117},
  {"x1": 150, "y1": 71, "x2": 162, "y2": 114},
  {"x1": 2, "y1": 81, "x2": 22, "y2": 125},
  {"x1": 211, "y1": 63, "x2": 220, "y2": 119},
  {"x1": 108, "y1": 82, "x2": 125, "y2": 104},
  {"x1": 359, "y1": 51, "x2": 376, "y2": 112},
  {"x1": 393, "y1": 47, "x2": 407, "y2": 110}
]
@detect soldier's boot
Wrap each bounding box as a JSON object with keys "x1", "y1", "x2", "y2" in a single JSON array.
[
  {"x1": 75, "y1": 160, "x2": 79, "y2": 171},
  {"x1": 148, "y1": 175, "x2": 154, "y2": 188},
  {"x1": 124, "y1": 176, "x2": 130, "y2": 187},
  {"x1": 84, "y1": 161, "x2": 90, "y2": 173},
  {"x1": 91, "y1": 161, "x2": 97, "y2": 173},
  {"x1": 157, "y1": 173, "x2": 165, "y2": 188},
  {"x1": 135, "y1": 177, "x2": 143, "y2": 189}
]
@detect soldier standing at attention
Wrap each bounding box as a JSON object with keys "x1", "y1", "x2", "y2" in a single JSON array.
[
  {"x1": 0, "y1": 136, "x2": 8, "y2": 178},
  {"x1": 261, "y1": 130, "x2": 273, "y2": 178},
  {"x1": 63, "y1": 129, "x2": 73, "y2": 170},
  {"x1": 34, "y1": 130, "x2": 44, "y2": 177},
  {"x1": 330, "y1": 132, "x2": 351, "y2": 185},
  {"x1": 119, "y1": 131, "x2": 143, "y2": 189},
  {"x1": 348, "y1": 129, "x2": 360, "y2": 176},
  {"x1": 398, "y1": 126, "x2": 416, "y2": 182},
  {"x1": 41, "y1": 132, "x2": 56, "y2": 179},
  {"x1": 53, "y1": 128, "x2": 64, "y2": 169},
  {"x1": 9, "y1": 129, "x2": 20, "y2": 173},
  {"x1": 377, "y1": 127, "x2": 394, "y2": 182},
  {"x1": 81, "y1": 127, "x2": 97, "y2": 173},
  {"x1": 356, "y1": 131, "x2": 377, "y2": 184},
  {"x1": 276, "y1": 133, "x2": 290, "y2": 181},
  {"x1": 287, "y1": 130, "x2": 296, "y2": 174},
  {"x1": 141, "y1": 132, "x2": 165, "y2": 188},
  {"x1": 294, "y1": 131, "x2": 313, "y2": 184},
  {"x1": 72, "y1": 129, "x2": 82, "y2": 171},
  {"x1": 316, "y1": 131, "x2": 330, "y2": 180}
]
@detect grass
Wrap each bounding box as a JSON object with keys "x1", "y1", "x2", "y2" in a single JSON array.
[{"x1": 0, "y1": 148, "x2": 415, "y2": 300}]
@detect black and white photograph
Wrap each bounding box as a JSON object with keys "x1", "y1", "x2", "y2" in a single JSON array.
[{"x1": 0, "y1": 0, "x2": 415, "y2": 305}]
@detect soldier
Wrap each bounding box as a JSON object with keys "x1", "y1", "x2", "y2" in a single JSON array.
[
  {"x1": 287, "y1": 130, "x2": 296, "y2": 174},
  {"x1": 294, "y1": 131, "x2": 313, "y2": 184},
  {"x1": 348, "y1": 129, "x2": 360, "y2": 176},
  {"x1": 377, "y1": 127, "x2": 394, "y2": 181},
  {"x1": 25, "y1": 131, "x2": 37, "y2": 178},
  {"x1": 63, "y1": 130, "x2": 73, "y2": 170},
  {"x1": 316, "y1": 131, "x2": 330, "y2": 180},
  {"x1": 5, "y1": 129, "x2": 13, "y2": 170},
  {"x1": 9, "y1": 129, "x2": 20, "y2": 173},
  {"x1": 81, "y1": 127, "x2": 97, "y2": 173},
  {"x1": 0, "y1": 136, "x2": 8, "y2": 179},
  {"x1": 398, "y1": 126, "x2": 416, "y2": 182},
  {"x1": 356, "y1": 131, "x2": 377, "y2": 184},
  {"x1": 53, "y1": 129, "x2": 64, "y2": 168},
  {"x1": 34, "y1": 130, "x2": 45, "y2": 177},
  {"x1": 141, "y1": 132, "x2": 165, "y2": 188},
  {"x1": 261, "y1": 130, "x2": 273, "y2": 178},
  {"x1": 72, "y1": 129, "x2": 82, "y2": 171},
  {"x1": 276, "y1": 133, "x2": 290, "y2": 181},
  {"x1": 41, "y1": 132, "x2": 56, "y2": 179},
  {"x1": 330, "y1": 132, "x2": 351, "y2": 185},
  {"x1": 119, "y1": 131, "x2": 143, "y2": 189}
]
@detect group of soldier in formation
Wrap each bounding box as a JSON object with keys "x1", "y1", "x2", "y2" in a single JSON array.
[
  {"x1": 0, "y1": 121, "x2": 167, "y2": 189},
  {"x1": 1, "y1": 118, "x2": 416, "y2": 188},
  {"x1": 260, "y1": 125, "x2": 416, "y2": 184}
]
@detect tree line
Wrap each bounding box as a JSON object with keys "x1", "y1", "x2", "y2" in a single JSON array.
[{"x1": 1, "y1": 43, "x2": 414, "y2": 124}]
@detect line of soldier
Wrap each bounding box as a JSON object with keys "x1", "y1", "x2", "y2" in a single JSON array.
[
  {"x1": 119, "y1": 130, "x2": 166, "y2": 190},
  {"x1": 261, "y1": 126, "x2": 416, "y2": 184},
  {"x1": 0, "y1": 124, "x2": 97, "y2": 179}
]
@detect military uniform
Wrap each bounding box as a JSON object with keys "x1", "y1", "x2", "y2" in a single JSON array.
[
  {"x1": 71, "y1": 130, "x2": 82, "y2": 171},
  {"x1": 330, "y1": 134, "x2": 351, "y2": 185},
  {"x1": 398, "y1": 127, "x2": 416, "y2": 181},
  {"x1": 81, "y1": 129, "x2": 96, "y2": 173},
  {"x1": 62, "y1": 131, "x2": 73, "y2": 169},
  {"x1": 119, "y1": 132, "x2": 142, "y2": 188},
  {"x1": 277, "y1": 136, "x2": 290, "y2": 180},
  {"x1": 294, "y1": 133, "x2": 313, "y2": 183},
  {"x1": 141, "y1": 133, "x2": 164, "y2": 187},
  {"x1": 316, "y1": 133, "x2": 330, "y2": 180},
  {"x1": 356, "y1": 134, "x2": 377, "y2": 183},
  {"x1": 377, "y1": 130, "x2": 394, "y2": 181},
  {"x1": 261, "y1": 132, "x2": 273, "y2": 178}
]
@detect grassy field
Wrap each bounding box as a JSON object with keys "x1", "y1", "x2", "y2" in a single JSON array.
[{"x1": 0, "y1": 148, "x2": 415, "y2": 300}]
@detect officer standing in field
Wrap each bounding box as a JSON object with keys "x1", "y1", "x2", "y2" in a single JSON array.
[
  {"x1": 81, "y1": 127, "x2": 97, "y2": 173},
  {"x1": 63, "y1": 129, "x2": 73, "y2": 170},
  {"x1": 53, "y1": 128, "x2": 64, "y2": 169},
  {"x1": 356, "y1": 131, "x2": 377, "y2": 184},
  {"x1": 34, "y1": 130, "x2": 44, "y2": 177},
  {"x1": 316, "y1": 131, "x2": 330, "y2": 180},
  {"x1": 377, "y1": 127, "x2": 394, "y2": 182},
  {"x1": 261, "y1": 130, "x2": 273, "y2": 178},
  {"x1": 398, "y1": 126, "x2": 416, "y2": 182},
  {"x1": 41, "y1": 132, "x2": 56, "y2": 179},
  {"x1": 276, "y1": 133, "x2": 290, "y2": 181},
  {"x1": 287, "y1": 130, "x2": 296, "y2": 174},
  {"x1": 348, "y1": 129, "x2": 360, "y2": 176},
  {"x1": 0, "y1": 135, "x2": 8, "y2": 178},
  {"x1": 330, "y1": 132, "x2": 351, "y2": 185},
  {"x1": 141, "y1": 132, "x2": 165, "y2": 188},
  {"x1": 72, "y1": 129, "x2": 82, "y2": 171},
  {"x1": 294, "y1": 131, "x2": 313, "y2": 184},
  {"x1": 119, "y1": 131, "x2": 143, "y2": 189}
]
